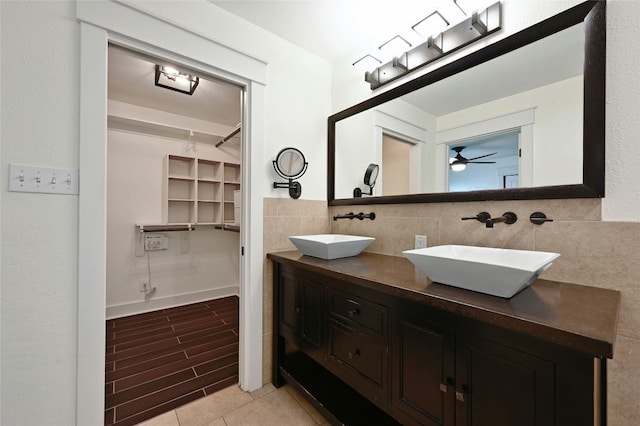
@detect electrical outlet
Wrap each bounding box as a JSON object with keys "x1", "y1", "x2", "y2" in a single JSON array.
[
  {"x1": 415, "y1": 235, "x2": 427, "y2": 249},
  {"x1": 139, "y1": 279, "x2": 149, "y2": 292},
  {"x1": 145, "y1": 234, "x2": 168, "y2": 251}
]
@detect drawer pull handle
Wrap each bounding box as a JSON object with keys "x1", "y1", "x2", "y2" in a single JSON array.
[
  {"x1": 348, "y1": 349, "x2": 361, "y2": 359},
  {"x1": 439, "y1": 383, "x2": 448, "y2": 393},
  {"x1": 455, "y1": 390, "x2": 465, "y2": 402},
  {"x1": 295, "y1": 306, "x2": 301, "y2": 315},
  {"x1": 348, "y1": 308, "x2": 361, "y2": 317}
]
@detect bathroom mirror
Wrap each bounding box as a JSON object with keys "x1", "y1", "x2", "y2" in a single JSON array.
[{"x1": 328, "y1": 1, "x2": 604, "y2": 205}]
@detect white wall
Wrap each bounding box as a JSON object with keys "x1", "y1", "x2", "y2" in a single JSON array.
[
  {"x1": 106, "y1": 102, "x2": 241, "y2": 318},
  {"x1": 0, "y1": 1, "x2": 331, "y2": 424},
  {"x1": 1, "y1": 2, "x2": 79, "y2": 424},
  {"x1": 332, "y1": 0, "x2": 640, "y2": 222}
]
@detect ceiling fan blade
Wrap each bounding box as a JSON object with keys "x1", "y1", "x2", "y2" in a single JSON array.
[
  {"x1": 467, "y1": 161, "x2": 496, "y2": 164},
  {"x1": 466, "y1": 152, "x2": 497, "y2": 161}
]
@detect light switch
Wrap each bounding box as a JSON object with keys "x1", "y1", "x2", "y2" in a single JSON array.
[{"x1": 8, "y1": 163, "x2": 79, "y2": 195}]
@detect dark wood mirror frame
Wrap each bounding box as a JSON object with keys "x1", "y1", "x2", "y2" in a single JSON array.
[{"x1": 328, "y1": 1, "x2": 604, "y2": 206}]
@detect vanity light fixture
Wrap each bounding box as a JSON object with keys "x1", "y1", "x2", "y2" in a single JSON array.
[
  {"x1": 454, "y1": 0, "x2": 495, "y2": 16},
  {"x1": 361, "y1": 1, "x2": 502, "y2": 89},
  {"x1": 412, "y1": 11, "x2": 449, "y2": 39},
  {"x1": 378, "y1": 36, "x2": 412, "y2": 61},
  {"x1": 352, "y1": 54, "x2": 382, "y2": 72},
  {"x1": 155, "y1": 65, "x2": 199, "y2": 95}
]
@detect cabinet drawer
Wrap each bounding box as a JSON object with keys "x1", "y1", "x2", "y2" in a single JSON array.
[
  {"x1": 328, "y1": 322, "x2": 387, "y2": 388},
  {"x1": 329, "y1": 289, "x2": 387, "y2": 337}
]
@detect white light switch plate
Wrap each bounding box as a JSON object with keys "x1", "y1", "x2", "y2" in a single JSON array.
[{"x1": 8, "y1": 163, "x2": 79, "y2": 195}]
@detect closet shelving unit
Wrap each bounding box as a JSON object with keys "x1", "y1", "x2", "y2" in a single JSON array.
[
  {"x1": 107, "y1": 113, "x2": 241, "y2": 231},
  {"x1": 164, "y1": 154, "x2": 240, "y2": 226}
]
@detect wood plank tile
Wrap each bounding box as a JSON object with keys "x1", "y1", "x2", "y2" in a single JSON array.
[
  {"x1": 193, "y1": 353, "x2": 238, "y2": 376},
  {"x1": 114, "y1": 363, "x2": 238, "y2": 420},
  {"x1": 184, "y1": 334, "x2": 239, "y2": 358},
  {"x1": 114, "y1": 343, "x2": 238, "y2": 392},
  {"x1": 203, "y1": 375, "x2": 239, "y2": 395},
  {"x1": 107, "y1": 369, "x2": 196, "y2": 408},
  {"x1": 114, "y1": 329, "x2": 236, "y2": 369},
  {"x1": 106, "y1": 351, "x2": 187, "y2": 384},
  {"x1": 177, "y1": 321, "x2": 239, "y2": 343},
  {"x1": 106, "y1": 296, "x2": 239, "y2": 424}
]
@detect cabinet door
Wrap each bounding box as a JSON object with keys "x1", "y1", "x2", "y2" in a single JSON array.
[
  {"x1": 392, "y1": 315, "x2": 455, "y2": 426},
  {"x1": 455, "y1": 334, "x2": 554, "y2": 426},
  {"x1": 278, "y1": 271, "x2": 298, "y2": 341},
  {"x1": 298, "y1": 278, "x2": 323, "y2": 350},
  {"x1": 277, "y1": 271, "x2": 323, "y2": 354}
]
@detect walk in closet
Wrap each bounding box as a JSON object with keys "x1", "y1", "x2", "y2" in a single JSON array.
[{"x1": 105, "y1": 45, "x2": 243, "y2": 425}]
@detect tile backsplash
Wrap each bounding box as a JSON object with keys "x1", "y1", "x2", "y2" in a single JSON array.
[{"x1": 264, "y1": 197, "x2": 639, "y2": 425}]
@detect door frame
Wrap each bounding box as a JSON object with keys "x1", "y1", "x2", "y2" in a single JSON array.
[{"x1": 77, "y1": 3, "x2": 266, "y2": 424}]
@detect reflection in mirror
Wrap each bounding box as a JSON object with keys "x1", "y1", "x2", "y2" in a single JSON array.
[
  {"x1": 448, "y1": 133, "x2": 519, "y2": 192},
  {"x1": 329, "y1": 1, "x2": 604, "y2": 205},
  {"x1": 353, "y1": 163, "x2": 380, "y2": 197}
]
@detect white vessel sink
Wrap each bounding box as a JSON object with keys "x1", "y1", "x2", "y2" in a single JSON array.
[
  {"x1": 288, "y1": 234, "x2": 375, "y2": 260},
  {"x1": 403, "y1": 245, "x2": 560, "y2": 298}
]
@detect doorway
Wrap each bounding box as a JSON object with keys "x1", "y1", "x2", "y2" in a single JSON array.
[
  {"x1": 447, "y1": 130, "x2": 520, "y2": 192},
  {"x1": 78, "y1": 8, "x2": 267, "y2": 424},
  {"x1": 382, "y1": 133, "x2": 414, "y2": 196},
  {"x1": 105, "y1": 45, "x2": 243, "y2": 424}
]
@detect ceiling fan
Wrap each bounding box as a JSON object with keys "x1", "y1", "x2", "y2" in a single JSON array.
[{"x1": 450, "y1": 146, "x2": 497, "y2": 171}]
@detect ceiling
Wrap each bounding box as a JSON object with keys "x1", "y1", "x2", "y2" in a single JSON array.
[
  {"x1": 108, "y1": 45, "x2": 242, "y2": 127},
  {"x1": 210, "y1": 0, "x2": 465, "y2": 63}
]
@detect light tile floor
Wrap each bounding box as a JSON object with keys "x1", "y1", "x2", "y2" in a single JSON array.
[{"x1": 137, "y1": 383, "x2": 329, "y2": 426}]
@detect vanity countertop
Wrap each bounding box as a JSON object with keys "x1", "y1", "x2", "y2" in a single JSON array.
[{"x1": 267, "y1": 250, "x2": 620, "y2": 358}]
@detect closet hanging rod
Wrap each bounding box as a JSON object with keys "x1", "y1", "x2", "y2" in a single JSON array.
[
  {"x1": 215, "y1": 125, "x2": 241, "y2": 148},
  {"x1": 137, "y1": 224, "x2": 195, "y2": 233}
]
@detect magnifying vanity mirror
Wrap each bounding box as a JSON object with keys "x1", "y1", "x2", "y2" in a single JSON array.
[
  {"x1": 328, "y1": 1, "x2": 604, "y2": 206},
  {"x1": 354, "y1": 163, "x2": 380, "y2": 197},
  {"x1": 273, "y1": 147, "x2": 308, "y2": 199}
]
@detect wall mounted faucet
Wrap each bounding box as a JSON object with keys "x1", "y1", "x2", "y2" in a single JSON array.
[
  {"x1": 485, "y1": 212, "x2": 518, "y2": 228},
  {"x1": 333, "y1": 212, "x2": 376, "y2": 221},
  {"x1": 461, "y1": 212, "x2": 491, "y2": 223}
]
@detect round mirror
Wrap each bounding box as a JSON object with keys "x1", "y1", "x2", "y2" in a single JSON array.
[
  {"x1": 274, "y1": 147, "x2": 307, "y2": 179},
  {"x1": 364, "y1": 163, "x2": 379, "y2": 187}
]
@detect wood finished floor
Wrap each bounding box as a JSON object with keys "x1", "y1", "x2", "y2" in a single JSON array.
[{"x1": 105, "y1": 296, "x2": 239, "y2": 426}]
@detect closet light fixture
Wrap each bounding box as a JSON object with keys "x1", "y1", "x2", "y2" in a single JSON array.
[
  {"x1": 155, "y1": 65, "x2": 200, "y2": 95},
  {"x1": 412, "y1": 11, "x2": 449, "y2": 39}
]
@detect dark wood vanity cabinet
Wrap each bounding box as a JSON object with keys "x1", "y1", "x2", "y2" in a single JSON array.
[
  {"x1": 277, "y1": 270, "x2": 324, "y2": 359},
  {"x1": 270, "y1": 252, "x2": 619, "y2": 426},
  {"x1": 392, "y1": 304, "x2": 563, "y2": 426},
  {"x1": 392, "y1": 308, "x2": 455, "y2": 426},
  {"x1": 326, "y1": 288, "x2": 390, "y2": 407}
]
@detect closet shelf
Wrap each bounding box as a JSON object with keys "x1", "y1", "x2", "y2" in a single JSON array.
[
  {"x1": 136, "y1": 224, "x2": 195, "y2": 233},
  {"x1": 136, "y1": 223, "x2": 239, "y2": 233},
  {"x1": 108, "y1": 114, "x2": 233, "y2": 145},
  {"x1": 214, "y1": 224, "x2": 240, "y2": 233}
]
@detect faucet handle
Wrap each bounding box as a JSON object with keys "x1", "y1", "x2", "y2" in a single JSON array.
[
  {"x1": 530, "y1": 212, "x2": 553, "y2": 225},
  {"x1": 461, "y1": 212, "x2": 490, "y2": 223}
]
